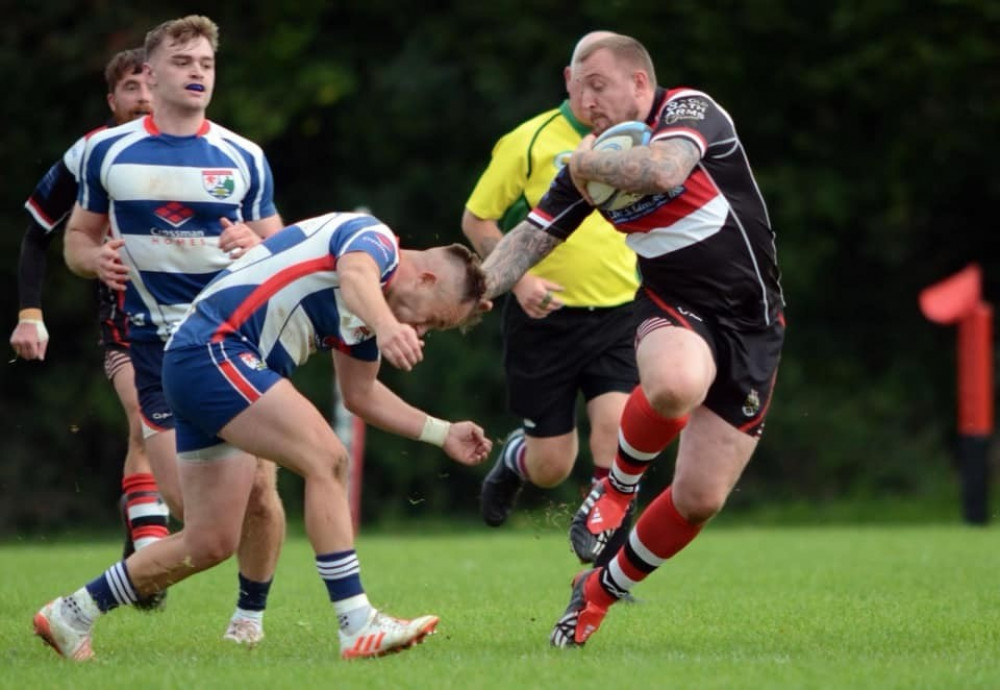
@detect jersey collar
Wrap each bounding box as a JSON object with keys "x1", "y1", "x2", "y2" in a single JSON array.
[
  {"x1": 559, "y1": 100, "x2": 591, "y2": 137},
  {"x1": 143, "y1": 115, "x2": 211, "y2": 137}
]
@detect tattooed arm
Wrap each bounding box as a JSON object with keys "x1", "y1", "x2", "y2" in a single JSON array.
[
  {"x1": 570, "y1": 137, "x2": 701, "y2": 194},
  {"x1": 481, "y1": 220, "x2": 562, "y2": 299}
]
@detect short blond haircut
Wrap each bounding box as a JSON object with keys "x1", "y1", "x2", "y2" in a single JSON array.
[
  {"x1": 574, "y1": 34, "x2": 657, "y2": 87},
  {"x1": 145, "y1": 15, "x2": 219, "y2": 58}
]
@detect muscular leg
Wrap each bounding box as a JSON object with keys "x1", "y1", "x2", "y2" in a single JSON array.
[
  {"x1": 521, "y1": 391, "x2": 625, "y2": 486},
  {"x1": 220, "y1": 379, "x2": 353, "y2": 554},
  {"x1": 110, "y1": 360, "x2": 150, "y2": 477},
  {"x1": 671, "y1": 406, "x2": 758, "y2": 524},
  {"x1": 144, "y1": 430, "x2": 184, "y2": 519},
  {"x1": 127, "y1": 453, "x2": 257, "y2": 594},
  {"x1": 523, "y1": 432, "x2": 578, "y2": 487},
  {"x1": 585, "y1": 391, "x2": 628, "y2": 471},
  {"x1": 111, "y1": 359, "x2": 169, "y2": 566},
  {"x1": 236, "y1": 460, "x2": 285, "y2": 582}
]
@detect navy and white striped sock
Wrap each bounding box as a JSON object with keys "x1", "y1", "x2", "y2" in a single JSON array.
[
  {"x1": 317, "y1": 549, "x2": 371, "y2": 633},
  {"x1": 84, "y1": 561, "x2": 139, "y2": 613}
]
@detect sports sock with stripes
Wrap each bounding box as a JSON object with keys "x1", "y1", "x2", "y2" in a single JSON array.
[
  {"x1": 609, "y1": 386, "x2": 688, "y2": 496},
  {"x1": 501, "y1": 430, "x2": 529, "y2": 481},
  {"x1": 590, "y1": 486, "x2": 703, "y2": 605},
  {"x1": 317, "y1": 549, "x2": 372, "y2": 634},
  {"x1": 84, "y1": 561, "x2": 139, "y2": 613},
  {"x1": 122, "y1": 472, "x2": 170, "y2": 550}
]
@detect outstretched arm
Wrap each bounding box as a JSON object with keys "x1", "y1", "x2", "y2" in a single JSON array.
[
  {"x1": 481, "y1": 220, "x2": 561, "y2": 300},
  {"x1": 333, "y1": 351, "x2": 491, "y2": 465}
]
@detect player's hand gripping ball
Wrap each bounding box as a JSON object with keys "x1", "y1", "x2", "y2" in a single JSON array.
[{"x1": 585, "y1": 121, "x2": 654, "y2": 211}]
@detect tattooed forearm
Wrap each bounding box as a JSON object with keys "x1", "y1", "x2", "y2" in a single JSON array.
[
  {"x1": 482, "y1": 222, "x2": 560, "y2": 298},
  {"x1": 574, "y1": 138, "x2": 700, "y2": 193}
]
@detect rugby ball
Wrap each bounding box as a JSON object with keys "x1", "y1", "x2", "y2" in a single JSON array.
[{"x1": 584, "y1": 121, "x2": 653, "y2": 211}]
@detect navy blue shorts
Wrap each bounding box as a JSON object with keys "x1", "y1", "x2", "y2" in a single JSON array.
[
  {"x1": 163, "y1": 341, "x2": 282, "y2": 455},
  {"x1": 130, "y1": 339, "x2": 175, "y2": 435}
]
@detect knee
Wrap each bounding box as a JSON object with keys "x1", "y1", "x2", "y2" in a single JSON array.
[
  {"x1": 186, "y1": 529, "x2": 239, "y2": 568},
  {"x1": 526, "y1": 452, "x2": 574, "y2": 488},
  {"x1": 304, "y1": 445, "x2": 350, "y2": 486},
  {"x1": 643, "y1": 372, "x2": 707, "y2": 418},
  {"x1": 247, "y1": 464, "x2": 285, "y2": 520}
]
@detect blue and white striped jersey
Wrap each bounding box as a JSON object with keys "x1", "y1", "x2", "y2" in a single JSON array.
[
  {"x1": 167, "y1": 212, "x2": 399, "y2": 377},
  {"x1": 77, "y1": 115, "x2": 277, "y2": 342}
]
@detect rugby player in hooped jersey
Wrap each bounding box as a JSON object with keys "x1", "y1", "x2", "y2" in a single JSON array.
[
  {"x1": 9, "y1": 49, "x2": 173, "y2": 602},
  {"x1": 36, "y1": 211, "x2": 493, "y2": 661},
  {"x1": 480, "y1": 34, "x2": 785, "y2": 648},
  {"x1": 59, "y1": 16, "x2": 286, "y2": 646}
]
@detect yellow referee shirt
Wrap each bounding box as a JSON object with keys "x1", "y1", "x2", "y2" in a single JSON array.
[{"x1": 465, "y1": 101, "x2": 638, "y2": 308}]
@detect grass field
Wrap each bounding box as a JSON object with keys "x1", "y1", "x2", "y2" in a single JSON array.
[{"x1": 1, "y1": 522, "x2": 997, "y2": 689}]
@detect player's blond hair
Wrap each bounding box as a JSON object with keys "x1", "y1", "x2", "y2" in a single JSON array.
[
  {"x1": 574, "y1": 34, "x2": 657, "y2": 87},
  {"x1": 145, "y1": 15, "x2": 219, "y2": 58},
  {"x1": 104, "y1": 48, "x2": 145, "y2": 93}
]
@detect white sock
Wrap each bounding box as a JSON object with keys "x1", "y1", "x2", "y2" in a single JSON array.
[
  {"x1": 334, "y1": 593, "x2": 372, "y2": 634},
  {"x1": 64, "y1": 588, "x2": 101, "y2": 630},
  {"x1": 232, "y1": 607, "x2": 264, "y2": 622}
]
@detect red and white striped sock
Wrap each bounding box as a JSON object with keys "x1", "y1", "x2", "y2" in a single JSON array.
[{"x1": 122, "y1": 473, "x2": 169, "y2": 550}]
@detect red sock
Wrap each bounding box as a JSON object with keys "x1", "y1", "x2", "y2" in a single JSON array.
[
  {"x1": 612, "y1": 486, "x2": 702, "y2": 586},
  {"x1": 587, "y1": 487, "x2": 703, "y2": 607},
  {"x1": 610, "y1": 387, "x2": 688, "y2": 493}
]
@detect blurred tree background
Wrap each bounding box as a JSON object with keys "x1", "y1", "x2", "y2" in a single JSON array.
[{"x1": 1, "y1": 0, "x2": 997, "y2": 534}]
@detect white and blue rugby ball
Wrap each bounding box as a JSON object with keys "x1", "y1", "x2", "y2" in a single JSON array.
[{"x1": 584, "y1": 120, "x2": 653, "y2": 211}]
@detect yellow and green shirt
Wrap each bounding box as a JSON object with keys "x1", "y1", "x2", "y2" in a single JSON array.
[{"x1": 465, "y1": 101, "x2": 638, "y2": 308}]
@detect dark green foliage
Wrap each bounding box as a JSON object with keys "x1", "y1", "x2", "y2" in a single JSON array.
[{"x1": 2, "y1": 1, "x2": 997, "y2": 532}]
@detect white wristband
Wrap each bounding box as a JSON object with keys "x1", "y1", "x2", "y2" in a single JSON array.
[
  {"x1": 19, "y1": 318, "x2": 49, "y2": 343},
  {"x1": 418, "y1": 416, "x2": 451, "y2": 447}
]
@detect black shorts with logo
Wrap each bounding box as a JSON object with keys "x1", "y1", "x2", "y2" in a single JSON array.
[
  {"x1": 634, "y1": 288, "x2": 785, "y2": 438},
  {"x1": 501, "y1": 297, "x2": 638, "y2": 438}
]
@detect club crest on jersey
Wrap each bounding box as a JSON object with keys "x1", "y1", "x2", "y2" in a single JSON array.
[
  {"x1": 742, "y1": 388, "x2": 761, "y2": 417},
  {"x1": 238, "y1": 351, "x2": 265, "y2": 371},
  {"x1": 202, "y1": 169, "x2": 236, "y2": 199}
]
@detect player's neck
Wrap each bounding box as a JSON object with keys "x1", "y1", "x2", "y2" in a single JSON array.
[{"x1": 153, "y1": 104, "x2": 208, "y2": 137}]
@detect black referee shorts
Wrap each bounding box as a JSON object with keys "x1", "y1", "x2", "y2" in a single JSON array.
[{"x1": 501, "y1": 297, "x2": 638, "y2": 438}]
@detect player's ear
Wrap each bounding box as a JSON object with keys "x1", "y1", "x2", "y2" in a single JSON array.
[{"x1": 418, "y1": 271, "x2": 438, "y2": 288}]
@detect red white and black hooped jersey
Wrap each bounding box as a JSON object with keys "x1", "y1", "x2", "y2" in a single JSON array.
[
  {"x1": 23, "y1": 121, "x2": 129, "y2": 347},
  {"x1": 529, "y1": 87, "x2": 783, "y2": 331}
]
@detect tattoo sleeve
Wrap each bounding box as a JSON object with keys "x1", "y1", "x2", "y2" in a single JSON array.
[
  {"x1": 576, "y1": 138, "x2": 701, "y2": 193},
  {"x1": 482, "y1": 221, "x2": 560, "y2": 299}
]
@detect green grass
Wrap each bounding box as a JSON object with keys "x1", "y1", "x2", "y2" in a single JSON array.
[{"x1": 1, "y1": 524, "x2": 998, "y2": 689}]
